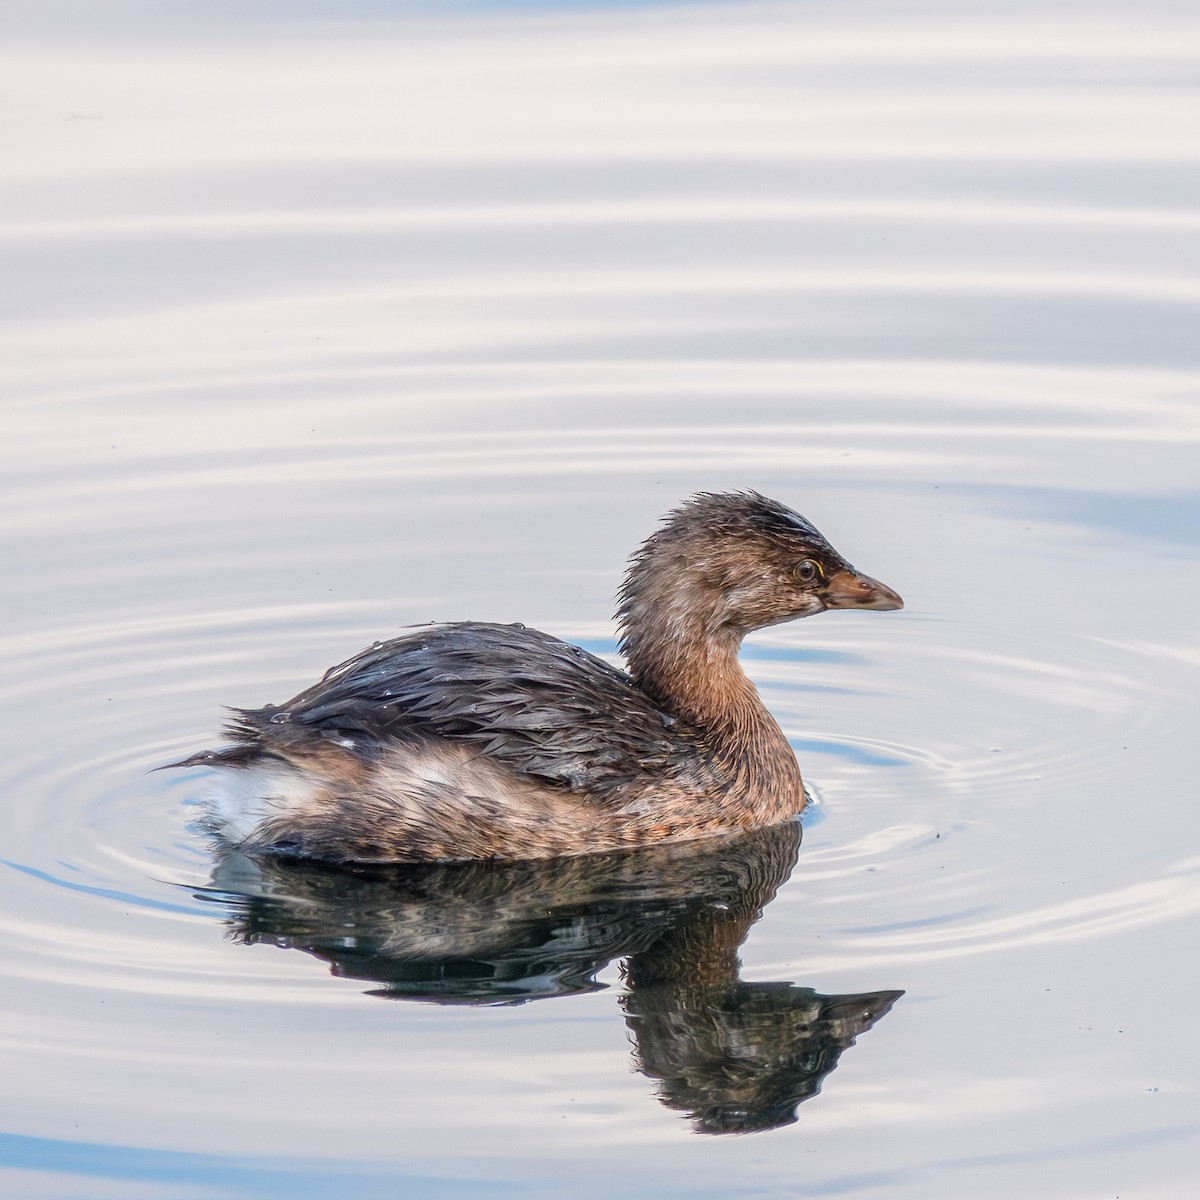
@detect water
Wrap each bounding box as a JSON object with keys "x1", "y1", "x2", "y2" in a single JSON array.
[{"x1": 3, "y1": 1, "x2": 1199, "y2": 1196}]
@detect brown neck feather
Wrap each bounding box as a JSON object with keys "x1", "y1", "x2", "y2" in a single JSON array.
[{"x1": 619, "y1": 581, "x2": 801, "y2": 799}]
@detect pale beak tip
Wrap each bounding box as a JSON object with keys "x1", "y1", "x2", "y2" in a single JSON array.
[{"x1": 878, "y1": 587, "x2": 904, "y2": 612}]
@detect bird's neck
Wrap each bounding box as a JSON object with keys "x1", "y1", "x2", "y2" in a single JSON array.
[{"x1": 620, "y1": 597, "x2": 801, "y2": 802}]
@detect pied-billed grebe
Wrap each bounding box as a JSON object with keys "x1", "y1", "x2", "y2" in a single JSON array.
[{"x1": 174, "y1": 491, "x2": 901, "y2": 862}]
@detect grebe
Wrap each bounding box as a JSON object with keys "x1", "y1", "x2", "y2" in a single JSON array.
[{"x1": 174, "y1": 491, "x2": 902, "y2": 862}]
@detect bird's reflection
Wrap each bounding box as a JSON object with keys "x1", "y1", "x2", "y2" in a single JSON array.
[{"x1": 197, "y1": 821, "x2": 901, "y2": 1133}]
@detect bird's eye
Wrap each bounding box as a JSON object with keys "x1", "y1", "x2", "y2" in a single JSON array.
[{"x1": 793, "y1": 559, "x2": 821, "y2": 584}]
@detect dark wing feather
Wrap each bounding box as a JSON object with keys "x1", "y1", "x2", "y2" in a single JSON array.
[{"x1": 228, "y1": 622, "x2": 708, "y2": 797}]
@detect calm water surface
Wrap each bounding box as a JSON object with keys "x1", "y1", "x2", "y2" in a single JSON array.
[{"x1": 3, "y1": 1, "x2": 1199, "y2": 1197}]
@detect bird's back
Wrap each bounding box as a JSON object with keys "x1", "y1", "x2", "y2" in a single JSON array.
[
  {"x1": 181, "y1": 623, "x2": 728, "y2": 861},
  {"x1": 224, "y1": 622, "x2": 711, "y2": 795}
]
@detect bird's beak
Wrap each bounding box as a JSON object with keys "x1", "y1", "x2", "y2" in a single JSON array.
[{"x1": 822, "y1": 567, "x2": 904, "y2": 611}]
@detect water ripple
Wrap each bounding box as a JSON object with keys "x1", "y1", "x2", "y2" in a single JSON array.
[{"x1": 4, "y1": 0, "x2": 1200, "y2": 1190}]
